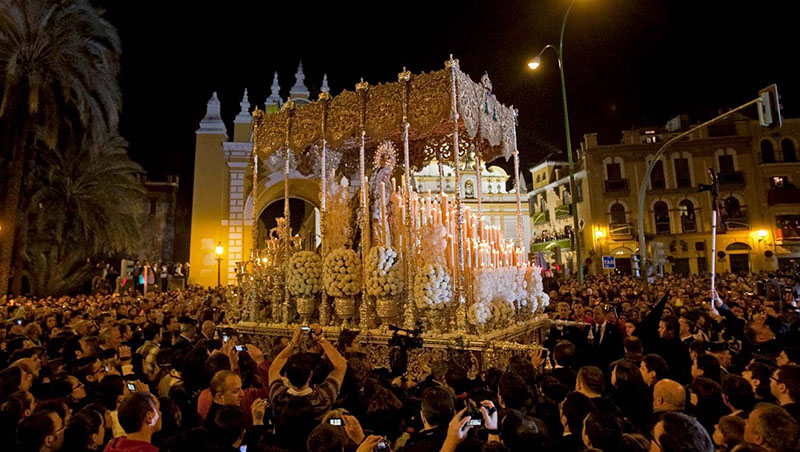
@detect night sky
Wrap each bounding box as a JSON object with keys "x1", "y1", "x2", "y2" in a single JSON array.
[{"x1": 96, "y1": 1, "x2": 798, "y2": 260}]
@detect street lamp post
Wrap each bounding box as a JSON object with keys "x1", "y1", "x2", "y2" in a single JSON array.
[
  {"x1": 215, "y1": 242, "x2": 224, "y2": 288},
  {"x1": 528, "y1": 0, "x2": 584, "y2": 283}
]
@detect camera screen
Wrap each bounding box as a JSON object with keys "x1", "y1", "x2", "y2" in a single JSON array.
[
  {"x1": 127, "y1": 383, "x2": 136, "y2": 391},
  {"x1": 328, "y1": 418, "x2": 342, "y2": 426},
  {"x1": 301, "y1": 326, "x2": 310, "y2": 331},
  {"x1": 467, "y1": 419, "x2": 483, "y2": 426},
  {"x1": 376, "y1": 440, "x2": 388, "y2": 450},
  {"x1": 235, "y1": 345, "x2": 246, "y2": 352}
]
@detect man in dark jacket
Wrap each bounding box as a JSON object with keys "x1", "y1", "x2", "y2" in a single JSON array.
[{"x1": 397, "y1": 386, "x2": 454, "y2": 452}]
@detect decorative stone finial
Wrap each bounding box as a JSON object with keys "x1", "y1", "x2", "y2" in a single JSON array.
[
  {"x1": 289, "y1": 61, "x2": 310, "y2": 99},
  {"x1": 235, "y1": 89, "x2": 251, "y2": 123},
  {"x1": 321, "y1": 73, "x2": 330, "y2": 93},
  {"x1": 266, "y1": 72, "x2": 282, "y2": 106},
  {"x1": 197, "y1": 92, "x2": 227, "y2": 135}
]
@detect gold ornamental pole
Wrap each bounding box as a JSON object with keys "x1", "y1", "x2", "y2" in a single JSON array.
[
  {"x1": 512, "y1": 109, "x2": 524, "y2": 249},
  {"x1": 399, "y1": 68, "x2": 416, "y2": 330},
  {"x1": 475, "y1": 151, "x2": 483, "y2": 236},
  {"x1": 319, "y1": 91, "x2": 331, "y2": 325},
  {"x1": 356, "y1": 78, "x2": 371, "y2": 329},
  {"x1": 437, "y1": 148, "x2": 445, "y2": 193},
  {"x1": 251, "y1": 110, "x2": 261, "y2": 261},
  {"x1": 282, "y1": 101, "x2": 295, "y2": 322},
  {"x1": 447, "y1": 55, "x2": 466, "y2": 332}
]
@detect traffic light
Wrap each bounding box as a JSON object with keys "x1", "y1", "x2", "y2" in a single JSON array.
[{"x1": 758, "y1": 84, "x2": 782, "y2": 129}]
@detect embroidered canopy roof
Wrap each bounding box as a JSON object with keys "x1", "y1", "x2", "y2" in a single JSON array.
[{"x1": 252, "y1": 59, "x2": 519, "y2": 177}]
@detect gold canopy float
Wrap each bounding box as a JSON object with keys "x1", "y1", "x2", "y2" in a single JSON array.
[{"x1": 229, "y1": 57, "x2": 568, "y2": 377}]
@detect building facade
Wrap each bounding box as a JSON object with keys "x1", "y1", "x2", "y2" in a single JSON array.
[
  {"x1": 414, "y1": 157, "x2": 531, "y2": 248},
  {"x1": 532, "y1": 114, "x2": 800, "y2": 277},
  {"x1": 527, "y1": 160, "x2": 589, "y2": 275}
]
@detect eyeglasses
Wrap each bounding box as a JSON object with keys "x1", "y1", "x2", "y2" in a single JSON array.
[
  {"x1": 770, "y1": 375, "x2": 784, "y2": 385},
  {"x1": 72, "y1": 382, "x2": 84, "y2": 391}
]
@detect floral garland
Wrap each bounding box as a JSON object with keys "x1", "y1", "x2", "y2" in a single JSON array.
[
  {"x1": 323, "y1": 247, "x2": 362, "y2": 297},
  {"x1": 287, "y1": 251, "x2": 322, "y2": 298},
  {"x1": 366, "y1": 246, "x2": 404, "y2": 297},
  {"x1": 413, "y1": 264, "x2": 451, "y2": 309}
]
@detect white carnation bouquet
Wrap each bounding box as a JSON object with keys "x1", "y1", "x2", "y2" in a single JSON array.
[
  {"x1": 524, "y1": 265, "x2": 549, "y2": 313},
  {"x1": 468, "y1": 301, "x2": 491, "y2": 326},
  {"x1": 413, "y1": 263, "x2": 451, "y2": 309},
  {"x1": 366, "y1": 246, "x2": 404, "y2": 297},
  {"x1": 473, "y1": 267, "x2": 526, "y2": 306},
  {"x1": 323, "y1": 247, "x2": 363, "y2": 297},
  {"x1": 287, "y1": 251, "x2": 322, "y2": 297}
]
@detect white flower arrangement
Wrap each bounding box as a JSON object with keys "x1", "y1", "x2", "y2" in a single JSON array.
[
  {"x1": 525, "y1": 265, "x2": 548, "y2": 312},
  {"x1": 525, "y1": 265, "x2": 544, "y2": 294},
  {"x1": 468, "y1": 301, "x2": 492, "y2": 326},
  {"x1": 413, "y1": 264, "x2": 451, "y2": 309},
  {"x1": 366, "y1": 246, "x2": 404, "y2": 297},
  {"x1": 287, "y1": 251, "x2": 322, "y2": 297},
  {"x1": 323, "y1": 247, "x2": 363, "y2": 297},
  {"x1": 473, "y1": 267, "x2": 527, "y2": 306}
]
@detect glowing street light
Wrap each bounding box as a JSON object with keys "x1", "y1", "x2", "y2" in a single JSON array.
[
  {"x1": 757, "y1": 229, "x2": 768, "y2": 239},
  {"x1": 215, "y1": 242, "x2": 224, "y2": 287},
  {"x1": 526, "y1": 0, "x2": 584, "y2": 282}
]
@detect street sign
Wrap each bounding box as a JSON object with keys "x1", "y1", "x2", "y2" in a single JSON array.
[{"x1": 602, "y1": 255, "x2": 616, "y2": 269}]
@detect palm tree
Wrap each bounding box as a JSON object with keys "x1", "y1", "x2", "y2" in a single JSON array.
[
  {"x1": 26, "y1": 134, "x2": 145, "y2": 296},
  {"x1": 0, "y1": 0, "x2": 121, "y2": 295}
]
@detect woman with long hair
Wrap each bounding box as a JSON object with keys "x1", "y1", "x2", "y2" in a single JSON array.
[
  {"x1": 610, "y1": 361, "x2": 652, "y2": 430},
  {"x1": 62, "y1": 408, "x2": 105, "y2": 452}
]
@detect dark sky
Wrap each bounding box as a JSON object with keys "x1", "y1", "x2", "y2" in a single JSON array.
[{"x1": 97, "y1": 0, "x2": 798, "y2": 260}]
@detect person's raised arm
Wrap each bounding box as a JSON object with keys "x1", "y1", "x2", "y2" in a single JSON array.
[
  {"x1": 268, "y1": 325, "x2": 302, "y2": 385},
  {"x1": 311, "y1": 324, "x2": 347, "y2": 384},
  {"x1": 634, "y1": 289, "x2": 670, "y2": 344}
]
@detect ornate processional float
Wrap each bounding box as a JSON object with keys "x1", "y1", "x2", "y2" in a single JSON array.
[{"x1": 228, "y1": 57, "x2": 576, "y2": 377}]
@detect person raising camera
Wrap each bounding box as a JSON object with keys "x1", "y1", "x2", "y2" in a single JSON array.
[{"x1": 268, "y1": 324, "x2": 347, "y2": 421}]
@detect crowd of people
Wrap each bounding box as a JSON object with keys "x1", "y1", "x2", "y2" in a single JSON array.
[{"x1": 1, "y1": 270, "x2": 799, "y2": 452}]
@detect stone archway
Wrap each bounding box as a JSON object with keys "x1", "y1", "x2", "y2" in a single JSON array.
[{"x1": 243, "y1": 176, "x2": 322, "y2": 254}]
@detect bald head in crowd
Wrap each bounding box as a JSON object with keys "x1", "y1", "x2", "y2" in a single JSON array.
[{"x1": 653, "y1": 379, "x2": 686, "y2": 413}]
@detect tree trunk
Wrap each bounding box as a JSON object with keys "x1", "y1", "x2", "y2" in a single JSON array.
[{"x1": 0, "y1": 123, "x2": 30, "y2": 297}]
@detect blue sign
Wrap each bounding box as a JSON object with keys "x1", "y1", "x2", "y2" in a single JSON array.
[{"x1": 602, "y1": 255, "x2": 616, "y2": 269}]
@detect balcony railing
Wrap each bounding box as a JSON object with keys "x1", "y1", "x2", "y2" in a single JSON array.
[
  {"x1": 555, "y1": 204, "x2": 572, "y2": 219},
  {"x1": 725, "y1": 215, "x2": 749, "y2": 231},
  {"x1": 605, "y1": 178, "x2": 629, "y2": 193},
  {"x1": 777, "y1": 227, "x2": 800, "y2": 242},
  {"x1": 655, "y1": 220, "x2": 671, "y2": 235},
  {"x1": 531, "y1": 237, "x2": 573, "y2": 253},
  {"x1": 610, "y1": 223, "x2": 634, "y2": 237},
  {"x1": 768, "y1": 188, "x2": 800, "y2": 205},
  {"x1": 719, "y1": 171, "x2": 745, "y2": 186},
  {"x1": 681, "y1": 219, "x2": 697, "y2": 233},
  {"x1": 533, "y1": 210, "x2": 550, "y2": 225}
]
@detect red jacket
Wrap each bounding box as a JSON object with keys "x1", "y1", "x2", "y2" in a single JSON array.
[{"x1": 103, "y1": 437, "x2": 158, "y2": 452}]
